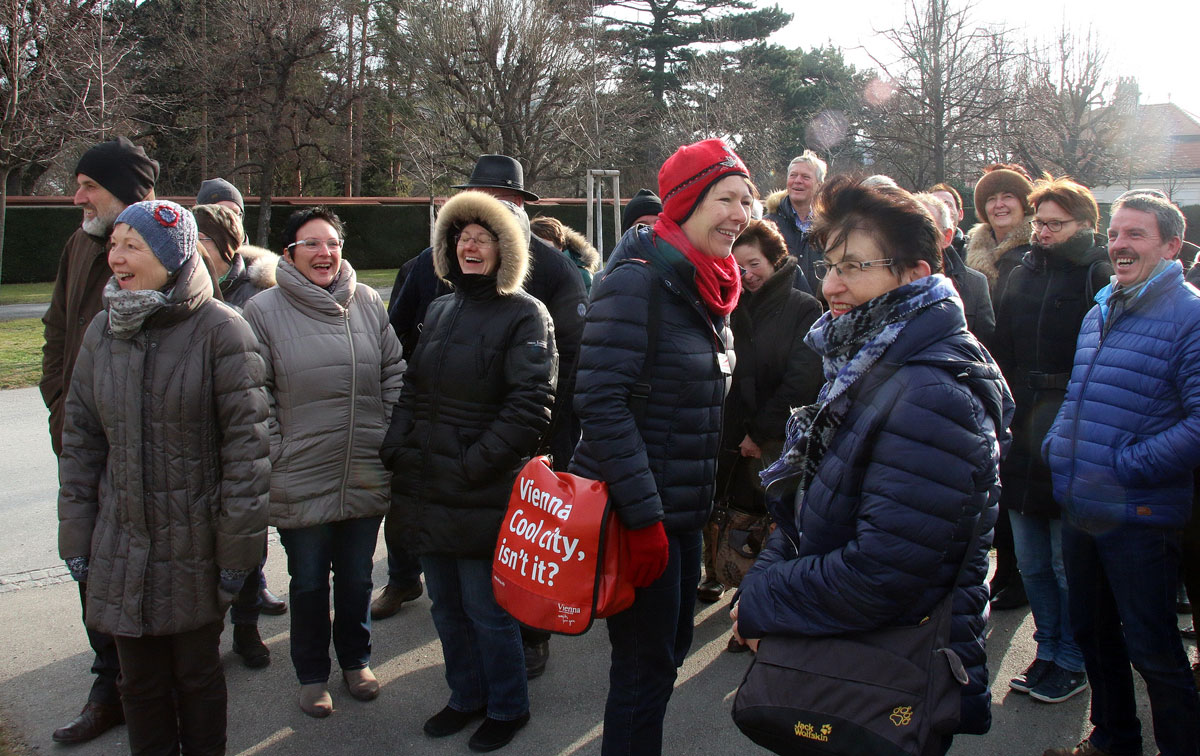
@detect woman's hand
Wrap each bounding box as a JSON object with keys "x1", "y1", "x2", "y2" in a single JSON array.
[
  {"x1": 728, "y1": 601, "x2": 760, "y2": 652},
  {"x1": 739, "y1": 435, "x2": 762, "y2": 459}
]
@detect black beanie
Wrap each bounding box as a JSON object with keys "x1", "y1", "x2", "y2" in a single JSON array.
[
  {"x1": 75, "y1": 137, "x2": 159, "y2": 206},
  {"x1": 622, "y1": 188, "x2": 663, "y2": 232},
  {"x1": 196, "y1": 178, "x2": 244, "y2": 213}
]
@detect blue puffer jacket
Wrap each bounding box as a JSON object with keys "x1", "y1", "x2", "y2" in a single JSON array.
[
  {"x1": 569, "y1": 227, "x2": 734, "y2": 532},
  {"x1": 737, "y1": 298, "x2": 1013, "y2": 735},
  {"x1": 1044, "y1": 261, "x2": 1200, "y2": 529}
]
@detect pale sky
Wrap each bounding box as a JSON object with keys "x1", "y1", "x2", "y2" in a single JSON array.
[{"x1": 771, "y1": 0, "x2": 1200, "y2": 117}]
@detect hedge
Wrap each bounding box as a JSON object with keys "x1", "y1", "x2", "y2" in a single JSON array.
[
  {"x1": 3, "y1": 201, "x2": 595, "y2": 283},
  {"x1": 8, "y1": 201, "x2": 1198, "y2": 284}
]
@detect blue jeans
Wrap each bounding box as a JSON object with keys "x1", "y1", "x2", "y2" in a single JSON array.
[
  {"x1": 277, "y1": 515, "x2": 382, "y2": 685},
  {"x1": 1063, "y1": 520, "x2": 1200, "y2": 756},
  {"x1": 420, "y1": 555, "x2": 529, "y2": 720},
  {"x1": 1009, "y1": 510, "x2": 1083, "y2": 672},
  {"x1": 602, "y1": 529, "x2": 702, "y2": 756},
  {"x1": 230, "y1": 547, "x2": 269, "y2": 626}
]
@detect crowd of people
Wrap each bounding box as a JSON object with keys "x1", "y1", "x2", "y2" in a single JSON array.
[{"x1": 41, "y1": 135, "x2": 1200, "y2": 756}]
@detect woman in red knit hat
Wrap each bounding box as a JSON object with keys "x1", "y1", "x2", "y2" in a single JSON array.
[{"x1": 569, "y1": 138, "x2": 752, "y2": 755}]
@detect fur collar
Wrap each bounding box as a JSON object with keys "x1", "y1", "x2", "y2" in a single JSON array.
[
  {"x1": 237, "y1": 244, "x2": 279, "y2": 289},
  {"x1": 432, "y1": 191, "x2": 529, "y2": 296},
  {"x1": 764, "y1": 189, "x2": 786, "y2": 216},
  {"x1": 965, "y1": 219, "x2": 1033, "y2": 285},
  {"x1": 559, "y1": 225, "x2": 602, "y2": 273}
]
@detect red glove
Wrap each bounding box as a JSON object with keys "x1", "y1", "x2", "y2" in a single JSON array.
[{"x1": 625, "y1": 521, "x2": 669, "y2": 588}]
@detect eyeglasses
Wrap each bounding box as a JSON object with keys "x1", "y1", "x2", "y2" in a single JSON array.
[
  {"x1": 1032, "y1": 218, "x2": 1077, "y2": 233},
  {"x1": 457, "y1": 232, "x2": 497, "y2": 247},
  {"x1": 287, "y1": 238, "x2": 343, "y2": 252},
  {"x1": 198, "y1": 234, "x2": 215, "y2": 245},
  {"x1": 813, "y1": 258, "x2": 894, "y2": 280}
]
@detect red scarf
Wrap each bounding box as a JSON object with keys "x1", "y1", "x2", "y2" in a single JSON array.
[{"x1": 653, "y1": 214, "x2": 742, "y2": 317}]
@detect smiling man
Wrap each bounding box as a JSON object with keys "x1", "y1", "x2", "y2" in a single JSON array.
[
  {"x1": 1042, "y1": 190, "x2": 1200, "y2": 756},
  {"x1": 40, "y1": 136, "x2": 158, "y2": 745}
]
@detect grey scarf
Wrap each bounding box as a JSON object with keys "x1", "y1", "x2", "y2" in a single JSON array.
[{"x1": 103, "y1": 278, "x2": 170, "y2": 339}]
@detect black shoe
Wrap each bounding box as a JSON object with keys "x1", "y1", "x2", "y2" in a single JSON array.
[
  {"x1": 1010, "y1": 658, "x2": 1055, "y2": 693},
  {"x1": 232, "y1": 624, "x2": 271, "y2": 668},
  {"x1": 697, "y1": 578, "x2": 725, "y2": 603},
  {"x1": 1030, "y1": 663, "x2": 1088, "y2": 703},
  {"x1": 52, "y1": 701, "x2": 125, "y2": 744},
  {"x1": 259, "y1": 587, "x2": 288, "y2": 615},
  {"x1": 423, "y1": 705, "x2": 486, "y2": 737},
  {"x1": 371, "y1": 580, "x2": 424, "y2": 620},
  {"x1": 990, "y1": 579, "x2": 1029, "y2": 611},
  {"x1": 524, "y1": 640, "x2": 549, "y2": 680},
  {"x1": 468, "y1": 713, "x2": 530, "y2": 752}
]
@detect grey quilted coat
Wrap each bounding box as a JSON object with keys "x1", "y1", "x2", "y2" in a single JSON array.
[
  {"x1": 242, "y1": 259, "x2": 405, "y2": 529},
  {"x1": 57, "y1": 252, "x2": 271, "y2": 638}
]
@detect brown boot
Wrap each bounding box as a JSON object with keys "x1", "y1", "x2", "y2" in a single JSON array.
[
  {"x1": 370, "y1": 580, "x2": 423, "y2": 620},
  {"x1": 342, "y1": 666, "x2": 379, "y2": 701},
  {"x1": 299, "y1": 684, "x2": 333, "y2": 718}
]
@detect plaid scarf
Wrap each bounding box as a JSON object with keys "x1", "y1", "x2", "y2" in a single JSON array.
[
  {"x1": 760, "y1": 275, "x2": 958, "y2": 503},
  {"x1": 104, "y1": 278, "x2": 171, "y2": 339}
]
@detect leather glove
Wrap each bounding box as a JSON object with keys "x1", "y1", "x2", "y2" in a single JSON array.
[{"x1": 625, "y1": 521, "x2": 669, "y2": 588}]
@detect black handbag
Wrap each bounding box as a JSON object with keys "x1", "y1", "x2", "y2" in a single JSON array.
[{"x1": 731, "y1": 516, "x2": 984, "y2": 756}]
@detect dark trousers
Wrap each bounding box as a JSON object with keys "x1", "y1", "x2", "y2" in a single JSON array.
[
  {"x1": 113, "y1": 621, "x2": 226, "y2": 756},
  {"x1": 1063, "y1": 521, "x2": 1200, "y2": 756},
  {"x1": 78, "y1": 581, "x2": 121, "y2": 705},
  {"x1": 1183, "y1": 507, "x2": 1200, "y2": 641},
  {"x1": 278, "y1": 515, "x2": 381, "y2": 684},
  {"x1": 229, "y1": 546, "x2": 269, "y2": 627},
  {"x1": 383, "y1": 511, "x2": 423, "y2": 585},
  {"x1": 602, "y1": 529, "x2": 702, "y2": 756}
]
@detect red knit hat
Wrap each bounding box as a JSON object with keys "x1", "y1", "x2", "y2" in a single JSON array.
[{"x1": 658, "y1": 139, "x2": 750, "y2": 223}]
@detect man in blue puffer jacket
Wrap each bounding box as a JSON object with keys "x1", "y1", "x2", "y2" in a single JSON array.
[{"x1": 1042, "y1": 191, "x2": 1200, "y2": 756}]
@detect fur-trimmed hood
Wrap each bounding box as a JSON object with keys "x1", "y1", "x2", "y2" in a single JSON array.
[
  {"x1": 559, "y1": 224, "x2": 602, "y2": 273},
  {"x1": 764, "y1": 189, "x2": 787, "y2": 216},
  {"x1": 432, "y1": 191, "x2": 529, "y2": 296},
  {"x1": 965, "y1": 218, "x2": 1033, "y2": 285},
  {"x1": 238, "y1": 244, "x2": 279, "y2": 290}
]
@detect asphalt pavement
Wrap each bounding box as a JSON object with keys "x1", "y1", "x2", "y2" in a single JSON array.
[{"x1": 0, "y1": 386, "x2": 1184, "y2": 756}]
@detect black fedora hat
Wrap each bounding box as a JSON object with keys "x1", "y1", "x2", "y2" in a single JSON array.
[{"x1": 452, "y1": 154, "x2": 539, "y2": 202}]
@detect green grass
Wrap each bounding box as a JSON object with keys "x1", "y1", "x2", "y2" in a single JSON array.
[
  {"x1": 356, "y1": 268, "x2": 398, "y2": 290},
  {"x1": 0, "y1": 281, "x2": 54, "y2": 305},
  {"x1": 0, "y1": 318, "x2": 42, "y2": 390}
]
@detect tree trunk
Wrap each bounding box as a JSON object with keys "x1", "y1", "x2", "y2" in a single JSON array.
[{"x1": 0, "y1": 167, "x2": 11, "y2": 287}]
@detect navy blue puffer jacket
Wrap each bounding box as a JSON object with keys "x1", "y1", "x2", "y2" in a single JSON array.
[
  {"x1": 737, "y1": 298, "x2": 1013, "y2": 735},
  {"x1": 569, "y1": 227, "x2": 734, "y2": 533},
  {"x1": 1044, "y1": 262, "x2": 1200, "y2": 529}
]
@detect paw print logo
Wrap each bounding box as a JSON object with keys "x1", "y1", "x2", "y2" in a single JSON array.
[
  {"x1": 889, "y1": 706, "x2": 913, "y2": 727},
  {"x1": 820, "y1": 724, "x2": 832, "y2": 737}
]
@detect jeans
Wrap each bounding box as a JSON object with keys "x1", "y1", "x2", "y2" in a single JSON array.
[
  {"x1": 78, "y1": 581, "x2": 121, "y2": 705},
  {"x1": 114, "y1": 621, "x2": 225, "y2": 756},
  {"x1": 1063, "y1": 520, "x2": 1200, "y2": 756},
  {"x1": 420, "y1": 555, "x2": 529, "y2": 720},
  {"x1": 1009, "y1": 510, "x2": 1083, "y2": 672},
  {"x1": 602, "y1": 529, "x2": 702, "y2": 756},
  {"x1": 277, "y1": 515, "x2": 381, "y2": 685}
]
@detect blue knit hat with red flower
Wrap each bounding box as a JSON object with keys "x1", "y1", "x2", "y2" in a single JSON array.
[{"x1": 115, "y1": 200, "x2": 197, "y2": 274}]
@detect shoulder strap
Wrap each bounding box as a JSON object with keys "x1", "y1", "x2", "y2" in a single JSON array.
[
  {"x1": 1084, "y1": 259, "x2": 1104, "y2": 304},
  {"x1": 622, "y1": 261, "x2": 661, "y2": 425}
]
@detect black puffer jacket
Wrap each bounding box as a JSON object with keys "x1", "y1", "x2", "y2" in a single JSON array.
[
  {"x1": 990, "y1": 231, "x2": 1111, "y2": 517},
  {"x1": 726, "y1": 257, "x2": 823, "y2": 449},
  {"x1": 380, "y1": 192, "x2": 557, "y2": 558},
  {"x1": 569, "y1": 226, "x2": 735, "y2": 533}
]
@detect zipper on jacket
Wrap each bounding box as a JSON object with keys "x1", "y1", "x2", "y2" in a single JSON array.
[
  {"x1": 340, "y1": 309, "x2": 357, "y2": 517},
  {"x1": 1024, "y1": 267, "x2": 1056, "y2": 496}
]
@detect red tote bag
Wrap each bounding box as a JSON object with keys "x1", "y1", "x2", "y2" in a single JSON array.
[{"x1": 492, "y1": 456, "x2": 636, "y2": 635}]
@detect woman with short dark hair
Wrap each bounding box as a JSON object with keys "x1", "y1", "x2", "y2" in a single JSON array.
[
  {"x1": 242, "y1": 206, "x2": 405, "y2": 718},
  {"x1": 734, "y1": 177, "x2": 1013, "y2": 756}
]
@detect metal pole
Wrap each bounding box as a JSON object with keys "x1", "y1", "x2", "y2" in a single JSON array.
[{"x1": 585, "y1": 173, "x2": 595, "y2": 251}]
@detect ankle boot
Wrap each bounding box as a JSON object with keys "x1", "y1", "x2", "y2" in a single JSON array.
[{"x1": 232, "y1": 624, "x2": 270, "y2": 669}]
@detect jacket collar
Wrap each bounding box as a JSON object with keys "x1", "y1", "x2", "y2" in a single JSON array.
[{"x1": 277, "y1": 258, "x2": 357, "y2": 316}]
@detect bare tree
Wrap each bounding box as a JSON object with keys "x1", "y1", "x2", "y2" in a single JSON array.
[
  {"x1": 0, "y1": 0, "x2": 136, "y2": 282},
  {"x1": 861, "y1": 0, "x2": 1019, "y2": 187},
  {"x1": 1008, "y1": 26, "x2": 1120, "y2": 185}
]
